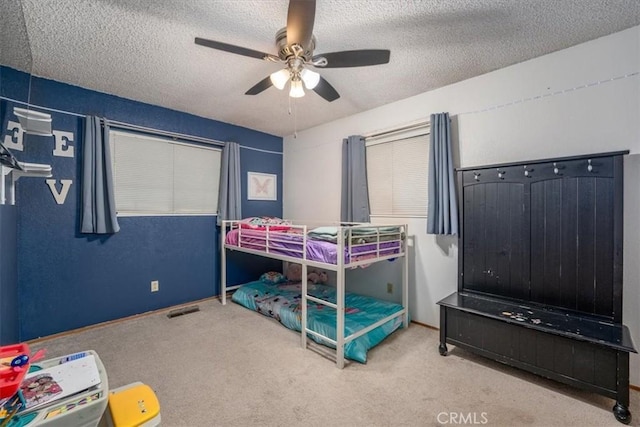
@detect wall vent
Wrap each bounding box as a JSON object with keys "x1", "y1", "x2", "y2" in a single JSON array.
[{"x1": 167, "y1": 305, "x2": 200, "y2": 318}]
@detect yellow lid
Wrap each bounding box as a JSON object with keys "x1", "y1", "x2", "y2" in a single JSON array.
[{"x1": 108, "y1": 384, "x2": 160, "y2": 427}]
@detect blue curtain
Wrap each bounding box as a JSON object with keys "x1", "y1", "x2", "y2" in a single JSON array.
[
  {"x1": 80, "y1": 116, "x2": 120, "y2": 234},
  {"x1": 341, "y1": 135, "x2": 370, "y2": 223},
  {"x1": 217, "y1": 142, "x2": 242, "y2": 226},
  {"x1": 427, "y1": 113, "x2": 458, "y2": 235}
]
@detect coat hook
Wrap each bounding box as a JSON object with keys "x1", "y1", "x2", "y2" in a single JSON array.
[
  {"x1": 587, "y1": 159, "x2": 593, "y2": 172},
  {"x1": 553, "y1": 162, "x2": 559, "y2": 175},
  {"x1": 497, "y1": 168, "x2": 505, "y2": 179},
  {"x1": 474, "y1": 172, "x2": 481, "y2": 181},
  {"x1": 523, "y1": 165, "x2": 533, "y2": 177}
]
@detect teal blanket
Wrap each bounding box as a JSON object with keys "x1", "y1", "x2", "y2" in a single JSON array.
[{"x1": 232, "y1": 280, "x2": 405, "y2": 363}]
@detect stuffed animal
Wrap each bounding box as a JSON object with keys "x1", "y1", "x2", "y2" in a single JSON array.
[
  {"x1": 307, "y1": 269, "x2": 328, "y2": 284},
  {"x1": 286, "y1": 263, "x2": 302, "y2": 281},
  {"x1": 317, "y1": 271, "x2": 328, "y2": 283},
  {"x1": 287, "y1": 264, "x2": 328, "y2": 284}
]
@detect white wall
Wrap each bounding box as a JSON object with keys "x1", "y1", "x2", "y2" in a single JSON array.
[{"x1": 284, "y1": 26, "x2": 640, "y2": 384}]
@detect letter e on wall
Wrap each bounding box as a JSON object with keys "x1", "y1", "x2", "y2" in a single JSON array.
[{"x1": 52, "y1": 130, "x2": 75, "y2": 158}]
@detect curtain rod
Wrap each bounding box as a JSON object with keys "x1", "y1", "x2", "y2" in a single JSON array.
[
  {"x1": 104, "y1": 119, "x2": 225, "y2": 147},
  {"x1": 104, "y1": 120, "x2": 282, "y2": 155},
  {"x1": 363, "y1": 119, "x2": 430, "y2": 140},
  {"x1": 2, "y1": 96, "x2": 282, "y2": 154}
]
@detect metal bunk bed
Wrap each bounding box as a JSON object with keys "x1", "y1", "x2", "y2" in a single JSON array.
[{"x1": 220, "y1": 220, "x2": 409, "y2": 368}]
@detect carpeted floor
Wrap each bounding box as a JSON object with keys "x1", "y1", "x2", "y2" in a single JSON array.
[{"x1": 30, "y1": 298, "x2": 638, "y2": 427}]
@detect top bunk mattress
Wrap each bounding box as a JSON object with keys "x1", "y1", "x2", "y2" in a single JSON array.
[{"x1": 224, "y1": 224, "x2": 404, "y2": 265}]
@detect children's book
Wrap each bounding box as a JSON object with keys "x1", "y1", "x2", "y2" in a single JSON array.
[{"x1": 19, "y1": 354, "x2": 101, "y2": 412}]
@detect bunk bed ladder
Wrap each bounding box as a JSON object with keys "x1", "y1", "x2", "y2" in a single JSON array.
[
  {"x1": 402, "y1": 225, "x2": 409, "y2": 327},
  {"x1": 301, "y1": 263, "x2": 308, "y2": 351},
  {"x1": 336, "y1": 232, "x2": 345, "y2": 368},
  {"x1": 301, "y1": 226, "x2": 347, "y2": 369}
]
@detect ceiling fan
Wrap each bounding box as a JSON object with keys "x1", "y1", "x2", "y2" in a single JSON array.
[{"x1": 195, "y1": 0, "x2": 390, "y2": 102}]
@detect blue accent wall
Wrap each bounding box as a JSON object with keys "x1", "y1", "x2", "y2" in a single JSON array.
[
  {"x1": 240, "y1": 147, "x2": 283, "y2": 218},
  {"x1": 0, "y1": 66, "x2": 283, "y2": 340},
  {"x1": 0, "y1": 77, "x2": 21, "y2": 344},
  {"x1": 0, "y1": 205, "x2": 19, "y2": 344},
  {"x1": 0, "y1": 66, "x2": 30, "y2": 101}
]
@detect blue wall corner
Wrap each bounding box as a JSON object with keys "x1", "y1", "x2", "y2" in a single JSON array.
[
  {"x1": 0, "y1": 205, "x2": 19, "y2": 344},
  {"x1": 0, "y1": 66, "x2": 283, "y2": 340}
]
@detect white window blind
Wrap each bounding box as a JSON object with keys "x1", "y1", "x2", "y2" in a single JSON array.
[
  {"x1": 366, "y1": 134, "x2": 429, "y2": 217},
  {"x1": 109, "y1": 130, "x2": 221, "y2": 215}
]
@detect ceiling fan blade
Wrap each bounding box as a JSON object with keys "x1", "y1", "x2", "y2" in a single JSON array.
[
  {"x1": 313, "y1": 76, "x2": 340, "y2": 102},
  {"x1": 313, "y1": 50, "x2": 391, "y2": 68},
  {"x1": 245, "y1": 76, "x2": 274, "y2": 95},
  {"x1": 286, "y1": 0, "x2": 316, "y2": 50},
  {"x1": 195, "y1": 37, "x2": 273, "y2": 61}
]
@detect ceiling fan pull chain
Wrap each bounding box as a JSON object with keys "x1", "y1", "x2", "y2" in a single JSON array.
[
  {"x1": 286, "y1": 95, "x2": 297, "y2": 138},
  {"x1": 293, "y1": 97, "x2": 298, "y2": 139}
]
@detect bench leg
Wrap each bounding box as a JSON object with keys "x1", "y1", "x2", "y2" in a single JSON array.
[
  {"x1": 613, "y1": 352, "x2": 631, "y2": 424},
  {"x1": 439, "y1": 343, "x2": 448, "y2": 356},
  {"x1": 439, "y1": 307, "x2": 448, "y2": 356},
  {"x1": 613, "y1": 403, "x2": 631, "y2": 425}
]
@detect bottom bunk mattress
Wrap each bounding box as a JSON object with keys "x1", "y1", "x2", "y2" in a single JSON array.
[{"x1": 232, "y1": 279, "x2": 405, "y2": 363}]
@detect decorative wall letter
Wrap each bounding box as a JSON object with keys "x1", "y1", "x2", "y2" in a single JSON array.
[
  {"x1": 3, "y1": 120, "x2": 25, "y2": 151},
  {"x1": 46, "y1": 179, "x2": 73, "y2": 205},
  {"x1": 52, "y1": 130, "x2": 75, "y2": 158}
]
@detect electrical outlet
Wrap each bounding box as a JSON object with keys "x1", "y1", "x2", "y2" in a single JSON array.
[
  {"x1": 387, "y1": 282, "x2": 393, "y2": 293},
  {"x1": 151, "y1": 280, "x2": 159, "y2": 292}
]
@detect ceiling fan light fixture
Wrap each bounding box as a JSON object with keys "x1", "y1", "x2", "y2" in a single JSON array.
[
  {"x1": 300, "y1": 69, "x2": 320, "y2": 89},
  {"x1": 196, "y1": 0, "x2": 391, "y2": 103},
  {"x1": 270, "y1": 69, "x2": 291, "y2": 90},
  {"x1": 289, "y1": 78, "x2": 305, "y2": 98}
]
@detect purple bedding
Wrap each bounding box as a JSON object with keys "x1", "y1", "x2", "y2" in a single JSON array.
[{"x1": 225, "y1": 229, "x2": 400, "y2": 264}]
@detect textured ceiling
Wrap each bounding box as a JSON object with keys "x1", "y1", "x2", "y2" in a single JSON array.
[
  {"x1": 1, "y1": 0, "x2": 639, "y2": 137},
  {"x1": 0, "y1": 0, "x2": 32, "y2": 73}
]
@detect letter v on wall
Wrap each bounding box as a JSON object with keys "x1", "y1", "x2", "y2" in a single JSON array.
[{"x1": 45, "y1": 179, "x2": 72, "y2": 204}]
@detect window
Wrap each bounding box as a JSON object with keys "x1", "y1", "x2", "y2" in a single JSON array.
[
  {"x1": 366, "y1": 130, "x2": 429, "y2": 218},
  {"x1": 109, "y1": 130, "x2": 221, "y2": 215}
]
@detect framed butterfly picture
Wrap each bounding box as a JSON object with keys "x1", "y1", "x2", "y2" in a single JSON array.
[{"x1": 247, "y1": 172, "x2": 277, "y2": 201}]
